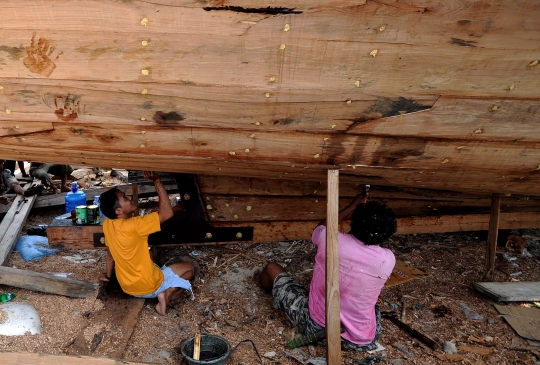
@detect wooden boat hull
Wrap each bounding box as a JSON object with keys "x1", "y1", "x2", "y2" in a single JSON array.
[{"x1": 1, "y1": 0, "x2": 539, "y2": 212}]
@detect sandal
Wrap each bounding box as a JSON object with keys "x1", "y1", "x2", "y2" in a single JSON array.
[{"x1": 24, "y1": 185, "x2": 45, "y2": 197}]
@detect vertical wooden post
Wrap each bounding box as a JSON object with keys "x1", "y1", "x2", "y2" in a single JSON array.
[
  {"x1": 132, "y1": 183, "x2": 140, "y2": 217},
  {"x1": 326, "y1": 169, "x2": 341, "y2": 365},
  {"x1": 482, "y1": 193, "x2": 501, "y2": 281}
]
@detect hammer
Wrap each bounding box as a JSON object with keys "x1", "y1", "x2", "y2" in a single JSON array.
[{"x1": 381, "y1": 311, "x2": 440, "y2": 350}]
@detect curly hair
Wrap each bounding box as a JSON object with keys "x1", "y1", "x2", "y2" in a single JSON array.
[
  {"x1": 349, "y1": 201, "x2": 397, "y2": 245},
  {"x1": 99, "y1": 188, "x2": 121, "y2": 219}
]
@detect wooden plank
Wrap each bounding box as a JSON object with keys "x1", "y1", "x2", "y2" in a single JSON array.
[
  {"x1": 2, "y1": 351, "x2": 155, "y2": 365},
  {"x1": 0, "y1": 266, "x2": 98, "y2": 298},
  {"x1": 198, "y1": 175, "x2": 497, "y2": 201},
  {"x1": 47, "y1": 210, "x2": 540, "y2": 248},
  {"x1": 217, "y1": 211, "x2": 540, "y2": 241},
  {"x1": 0, "y1": 1, "x2": 261, "y2": 35},
  {"x1": 474, "y1": 282, "x2": 540, "y2": 302},
  {"x1": 347, "y1": 97, "x2": 540, "y2": 142},
  {"x1": 65, "y1": 281, "x2": 145, "y2": 359},
  {"x1": 483, "y1": 193, "x2": 501, "y2": 281},
  {"x1": 0, "y1": 183, "x2": 38, "y2": 265},
  {"x1": 326, "y1": 169, "x2": 341, "y2": 365},
  {"x1": 3, "y1": 123, "x2": 540, "y2": 178},
  {"x1": 0, "y1": 82, "x2": 438, "y2": 133},
  {"x1": 3, "y1": 144, "x2": 540, "y2": 196},
  {"x1": 202, "y1": 194, "x2": 540, "y2": 222},
  {"x1": 0, "y1": 30, "x2": 537, "y2": 98},
  {"x1": 1, "y1": 1, "x2": 538, "y2": 51}
]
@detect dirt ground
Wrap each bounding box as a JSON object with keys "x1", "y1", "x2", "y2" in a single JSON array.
[{"x1": 1, "y1": 169, "x2": 540, "y2": 364}]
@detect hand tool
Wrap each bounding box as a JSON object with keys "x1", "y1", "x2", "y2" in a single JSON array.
[
  {"x1": 381, "y1": 311, "x2": 440, "y2": 350},
  {"x1": 15, "y1": 198, "x2": 28, "y2": 214}
]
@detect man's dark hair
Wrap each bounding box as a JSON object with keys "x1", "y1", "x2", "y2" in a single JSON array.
[
  {"x1": 349, "y1": 201, "x2": 397, "y2": 245},
  {"x1": 100, "y1": 188, "x2": 121, "y2": 219}
]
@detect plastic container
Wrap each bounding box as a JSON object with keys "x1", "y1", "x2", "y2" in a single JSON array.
[
  {"x1": 65, "y1": 182, "x2": 86, "y2": 213},
  {"x1": 0, "y1": 293, "x2": 16, "y2": 303},
  {"x1": 93, "y1": 195, "x2": 106, "y2": 223}
]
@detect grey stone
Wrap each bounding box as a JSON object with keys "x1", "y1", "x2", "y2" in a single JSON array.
[
  {"x1": 390, "y1": 359, "x2": 404, "y2": 365},
  {"x1": 443, "y1": 341, "x2": 458, "y2": 354},
  {"x1": 392, "y1": 342, "x2": 414, "y2": 358},
  {"x1": 158, "y1": 350, "x2": 171, "y2": 359}
]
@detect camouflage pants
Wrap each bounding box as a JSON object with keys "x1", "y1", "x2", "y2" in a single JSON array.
[{"x1": 272, "y1": 272, "x2": 383, "y2": 352}]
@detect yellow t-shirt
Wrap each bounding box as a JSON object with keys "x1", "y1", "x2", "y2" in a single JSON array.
[{"x1": 103, "y1": 212, "x2": 163, "y2": 296}]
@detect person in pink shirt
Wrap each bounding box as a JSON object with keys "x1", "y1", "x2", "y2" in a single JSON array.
[{"x1": 257, "y1": 190, "x2": 397, "y2": 351}]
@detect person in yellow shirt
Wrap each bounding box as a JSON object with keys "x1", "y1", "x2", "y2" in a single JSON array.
[{"x1": 99, "y1": 171, "x2": 195, "y2": 315}]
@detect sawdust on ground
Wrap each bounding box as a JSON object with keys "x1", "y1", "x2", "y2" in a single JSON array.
[{"x1": 1, "y1": 170, "x2": 540, "y2": 364}]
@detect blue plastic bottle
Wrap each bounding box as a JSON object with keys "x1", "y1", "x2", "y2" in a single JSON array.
[{"x1": 65, "y1": 182, "x2": 87, "y2": 213}]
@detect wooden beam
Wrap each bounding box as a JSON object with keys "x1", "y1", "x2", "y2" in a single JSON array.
[
  {"x1": 201, "y1": 194, "x2": 540, "y2": 222},
  {"x1": 483, "y1": 193, "x2": 501, "y2": 281},
  {"x1": 3, "y1": 124, "x2": 540, "y2": 175},
  {"x1": 3, "y1": 144, "x2": 540, "y2": 196},
  {"x1": 326, "y1": 169, "x2": 341, "y2": 365},
  {"x1": 47, "y1": 211, "x2": 540, "y2": 248},
  {"x1": 1, "y1": 351, "x2": 154, "y2": 365},
  {"x1": 0, "y1": 266, "x2": 98, "y2": 298},
  {"x1": 0, "y1": 183, "x2": 38, "y2": 265}
]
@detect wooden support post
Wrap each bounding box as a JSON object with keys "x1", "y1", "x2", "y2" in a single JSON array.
[
  {"x1": 326, "y1": 169, "x2": 341, "y2": 365},
  {"x1": 132, "y1": 183, "x2": 140, "y2": 217},
  {"x1": 483, "y1": 193, "x2": 501, "y2": 281}
]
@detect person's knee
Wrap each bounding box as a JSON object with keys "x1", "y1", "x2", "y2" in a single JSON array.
[
  {"x1": 260, "y1": 262, "x2": 286, "y2": 291},
  {"x1": 168, "y1": 262, "x2": 194, "y2": 280},
  {"x1": 263, "y1": 262, "x2": 286, "y2": 277}
]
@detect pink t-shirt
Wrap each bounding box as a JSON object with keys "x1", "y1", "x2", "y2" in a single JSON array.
[{"x1": 308, "y1": 225, "x2": 395, "y2": 345}]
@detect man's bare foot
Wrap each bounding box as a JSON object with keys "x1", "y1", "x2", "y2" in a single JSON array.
[{"x1": 60, "y1": 185, "x2": 71, "y2": 193}]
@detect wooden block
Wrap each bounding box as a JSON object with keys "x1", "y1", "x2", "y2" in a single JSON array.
[
  {"x1": 47, "y1": 219, "x2": 103, "y2": 249},
  {"x1": 0, "y1": 266, "x2": 98, "y2": 298}
]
